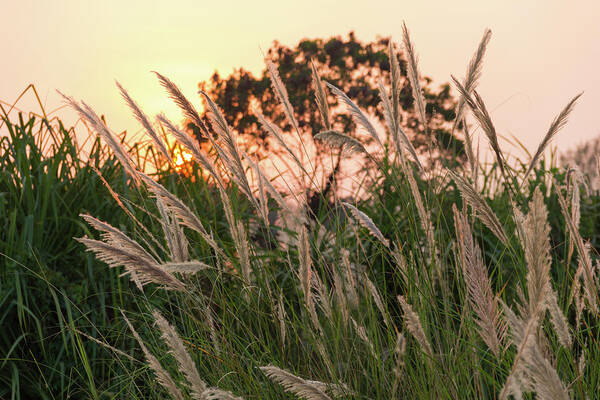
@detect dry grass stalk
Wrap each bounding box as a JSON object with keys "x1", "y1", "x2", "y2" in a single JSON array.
[
  {"x1": 116, "y1": 81, "x2": 173, "y2": 165},
  {"x1": 397, "y1": 295, "x2": 433, "y2": 357},
  {"x1": 449, "y1": 170, "x2": 508, "y2": 245},
  {"x1": 199, "y1": 91, "x2": 258, "y2": 214},
  {"x1": 332, "y1": 264, "x2": 349, "y2": 324},
  {"x1": 276, "y1": 293, "x2": 287, "y2": 345},
  {"x1": 377, "y1": 79, "x2": 422, "y2": 170},
  {"x1": 350, "y1": 317, "x2": 377, "y2": 358},
  {"x1": 519, "y1": 189, "x2": 553, "y2": 318},
  {"x1": 312, "y1": 272, "x2": 333, "y2": 320},
  {"x1": 500, "y1": 304, "x2": 569, "y2": 400},
  {"x1": 523, "y1": 93, "x2": 583, "y2": 181},
  {"x1": 388, "y1": 41, "x2": 402, "y2": 139},
  {"x1": 156, "y1": 114, "x2": 224, "y2": 189},
  {"x1": 138, "y1": 172, "x2": 229, "y2": 263},
  {"x1": 566, "y1": 170, "x2": 582, "y2": 263},
  {"x1": 60, "y1": 92, "x2": 140, "y2": 183},
  {"x1": 153, "y1": 310, "x2": 208, "y2": 397},
  {"x1": 451, "y1": 79, "x2": 506, "y2": 177},
  {"x1": 546, "y1": 290, "x2": 572, "y2": 348},
  {"x1": 340, "y1": 249, "x2": 359, "y2": 309},
  {"x1": 154, "y1": 71, "x2": 209, "y2": 135},
  {"x1": 77, "y1": 215, "x2": 185, "y2": 291},
  {"x1": 403, "y1": 163, "x2": 436, "y2": 256},
  {"x1": 392, "y1": 331, "x2": 406, "y2": 397},
  {"x1": 451, "y1": 29, "x2": 492, "y2": 136},
  {"x1": 342, "y1": 202, "x2": 390, "y2": 247},
  {"x1": 462, "y1": 120, "x2": 479, "y2": 185},
  {"x1": 401, "y1": 23, "x2": 428, "y2": 135},
  {"x1": 161, "y1": 261, "x2": 211, "y2": 274},
  {"x1": 325, "y1": 81, "x2": 383, "y2": 148},
  {"x1": 501, "y1": 189, "x2": 570, "y2": 398},
  {"x1": 260, "y1": 365, "x2": 348, "y2": 399},
  {"x1": 298, "y1": 226, "x2": 321, "y2": 332},
  {"x1": 554, "y1": 179, "x2": 599, "y2": 314},
  {"x1": 156, "y1": 198, "x2": 189, "y2": 263},
  {"x1": 253, "y1": 108, "x2": 307, "y2": 177},
  {"x1": 314, "y1": 130, "x2": 370, "y2": 158},
  {"x1": 310, "y1": 59, "x2": 331, "y2": 131},
  {"x1": 93, "y1": 166, "x2": 166, "y2": 256},
  {"x1": 121, "y1": 311, "x2": 185, "y2": 400},
  {"x1": 364, "y1": 275, "x2": 390, "y2": 329},
  {"x1": 266, "y1": 60, "x2": 302, "y2": 137},
  {"x1": 453, "y1": 205, "x2": 504, "y2": 356}
]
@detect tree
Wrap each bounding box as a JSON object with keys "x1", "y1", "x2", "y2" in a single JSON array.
[{"x1": 191, "y1": 32, "x2": 464, "y2": 215}]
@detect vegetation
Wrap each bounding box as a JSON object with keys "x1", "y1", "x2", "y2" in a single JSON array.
[{"x1": 1, "y1": 25, "x2": 599, "y2": 399}]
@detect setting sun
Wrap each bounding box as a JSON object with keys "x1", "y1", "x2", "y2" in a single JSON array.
[{"x1": 172, "y1": 145, "x2": 193, "y2": 173}]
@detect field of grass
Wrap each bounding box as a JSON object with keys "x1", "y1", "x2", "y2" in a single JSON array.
[{"x1": 2, "y1": 26, "x2": 600, "y2": 399}]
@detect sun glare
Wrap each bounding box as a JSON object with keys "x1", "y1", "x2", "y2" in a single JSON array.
[{"x1": 173, "y1": 146, "x2": 193, "y2": 174}]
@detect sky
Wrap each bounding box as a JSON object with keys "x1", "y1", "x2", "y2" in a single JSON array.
[{"x1": 2, "y1": 0, "x2": 600, "y2": 158}]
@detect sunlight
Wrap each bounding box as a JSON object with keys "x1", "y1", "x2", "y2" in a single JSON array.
[{"x1": 173, "y1": 145, "x2": 193, "y2": 174}]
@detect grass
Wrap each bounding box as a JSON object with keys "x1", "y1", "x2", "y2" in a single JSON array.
[{"x1": 2, "y1": 25, "x2": 600, "y2": 399}]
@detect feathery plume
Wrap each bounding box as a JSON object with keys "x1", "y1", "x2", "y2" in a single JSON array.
[
  {"x1": 116, "y1": 81, "x2": 173, "y2": 165},
  {"x1": 392, "y1": 332, "x2": 407, "y2": 395},
  {"x1": 314, "y1": 130, "x2": 370, "y2": 157},
  {"x1": 77, "y1": 215, "x2": 185, "y2": 291},
  {"x1": 402, "y1": 23, "x2": 428, "y2": 134},
  {"x1": 555, "y1": 179, "x2": 598, "y2": 314},
  {"x1": 377, "y1": 79, "x2": 423, "y2": 170},
  {"x1": 156, "y1": 198, "x2": 189, "y2": 263},
  {"x1": 397, "y1": 295, "x2": 433, "y2": 357},
  {"x1": 156, "y1": 114, "x2": 223, "y2": 188},
  {"x1": 364, "y1": 275, "x2": 390, "y2": 328},
  {"x1": 260, "y1": 365, "x2": 342, "y2": 400},
  {"x1": 388, "y1": 41, "x2": 402, "y2": 137},
  {"x1": 342, "y1": 202, "x2": 389, "y2": 247},
  {"x1": 524, "y1": 93, "x2": 583, "y2": 181},
  {"x1": 350, "y1": 317, "x2": 377, "y2": 358},
  {"x1": 449, "y1": 170, "x2": 508, "y2": 245},
  {"x1": 546, "y1": 290, "x2": 572, "y2": 348},
  {"x1": 453, "y1": 205, "x2": 504, "y2": 356},
  {"x1": 276, "y1": 293, "x2": 287, "y2": 345},
  {"x1": 161, "y1": 261, "x2": 211, "y2": 274},
  {"x1": 200, "y1": 388, "x2": 245, "y2": 400},
  {"x1": 121, "y1": 311, "x2": 185, "y2": 400},
  {"x1": 253, "y1": 108, "x2": 307, "y2": 175},
  {"x1": 154, "y1": 71, "x2": 208, "y2": 135},
  {"x1": 332, "y1": 264, "x2": 349, "y2": 324},
  {"x1": 60, "y1": 92, "x2": 140, "y2": 183},
  {"x1": 199, "y1": 91, "x2": 257, "y2": 210},
  {"x1": 310, "y1": 59, "x2": 331, "y2": 131},
  {"x1": 451, "y1": 79, "x2": 506, "y2": 176},
  {"x1": 266, "y1": 59, "x2": 301, "y2": 136},
  {"x1": 340, "y1": 249, "x2": 359, "y2": 309},
  {"x1": 403, "y1": 163, "x2": 436, "y2": 257},
  {"x1": 451, "y1": 29, "x2": 492, "y2": 135},
  {"x1": 501, "y1": 190, "x2": 569, "y2": 399},
  {"x1": 298, "y1": 226, "x2": 321, "y2": 331},
  {"x1": 138, "y1": 173, "x2": 229, "y2": 263},
  {"x1": 153, "y1": 310, "x2": 207, "y2": 397},
  {"x1": 325, "y1": 81, "x2": 383, "y2": 148}
]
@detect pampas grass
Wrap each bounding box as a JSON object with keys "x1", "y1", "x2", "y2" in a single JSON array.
[
  {"x1": 60, "y1": 23, "x2": 600, "y2": 400},
  {"x1": 325, "y1": 81, "x2": 383, "y2": 148}
]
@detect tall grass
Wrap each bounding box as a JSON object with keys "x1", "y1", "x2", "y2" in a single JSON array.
[{"x1": 4, "y1": 25, "x2": 600, "y2": 399}]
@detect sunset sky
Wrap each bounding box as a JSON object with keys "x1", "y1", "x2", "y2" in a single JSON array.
[{"x1": 2, "y1": 0, "x2": 600, "y2": 158}]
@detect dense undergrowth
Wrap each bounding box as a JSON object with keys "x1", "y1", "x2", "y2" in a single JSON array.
[{"x1": 2, "y1": 25, "x2": 600, "y2": 399}]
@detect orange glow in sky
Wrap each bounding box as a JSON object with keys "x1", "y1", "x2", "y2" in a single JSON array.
[{"x1": 2, "y1": 0, "x2": 600, "y2": 159}]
